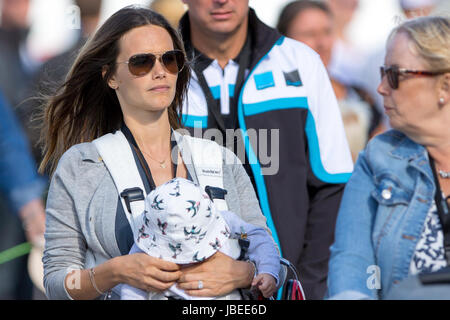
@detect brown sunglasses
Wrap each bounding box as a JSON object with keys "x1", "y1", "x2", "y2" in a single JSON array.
[
  {"x1": 380, "y1": 65, "x2": 450, "y2": 90},
  {"x1": 117, "y1": 50, "x2": 185, "y2": 77}
]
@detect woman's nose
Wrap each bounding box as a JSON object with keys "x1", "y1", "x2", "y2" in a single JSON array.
[
  {"x1": 377, "y1": 74, "x2": 390, "y2": 97},
  {"x1": 152, "y1": 58, "x2": 166, "y2": 79}
]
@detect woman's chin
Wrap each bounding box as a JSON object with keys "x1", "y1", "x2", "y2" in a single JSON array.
[
  {"x1": 144, "y1": 95, "x2": 175, "y2": 110},
  {"x1": 146, "y1": 105, "x2": 171, "y2": 113}
]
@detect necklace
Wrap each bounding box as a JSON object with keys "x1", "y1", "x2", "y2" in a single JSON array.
[
  {"x1": 438, "y1": 169, "x2": 450, "y2": 179},
  {"x1": 140, "y1": 148, "x2": 168, "y2": 169}
]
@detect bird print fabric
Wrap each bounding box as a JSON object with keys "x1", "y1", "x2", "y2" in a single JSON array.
[{"x1": 135, "y1": 178, "x2": 232, "y2": 264}]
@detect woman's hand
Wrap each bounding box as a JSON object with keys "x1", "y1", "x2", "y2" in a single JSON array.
[
  {"x1": 176, "y1": 251, "x2": 254, "y2": 297},
  {"x1": 115, "y1": 253, "x2": 182, "y2": 292}
]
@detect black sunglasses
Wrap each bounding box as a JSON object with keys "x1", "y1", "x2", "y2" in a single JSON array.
[
  {"x1": 380, "y1": 65, "x2": 450, "y2": 90},
  {"x1": 117, "y1": 50, "x2": 185, "y2": 77}
]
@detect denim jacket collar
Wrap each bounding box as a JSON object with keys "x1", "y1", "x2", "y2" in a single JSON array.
[
  {"x1": 389, "y1": 133, "x2": 425, "y2": 161},
  {"x1": 389, "y1": 132, "x2": 435, "y2": 191}
]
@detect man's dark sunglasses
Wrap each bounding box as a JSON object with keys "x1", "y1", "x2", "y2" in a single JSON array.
[
  {"x1": 117, "y1": 50, "x2": 185, "y2": 77},
  {"x1": 380, "y1": 65, "x2": 450, "y2": 90}
]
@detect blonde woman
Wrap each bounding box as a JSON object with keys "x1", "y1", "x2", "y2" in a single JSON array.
[{"x1": 327, "y1": 16, "x2": 450, "y2": 299}]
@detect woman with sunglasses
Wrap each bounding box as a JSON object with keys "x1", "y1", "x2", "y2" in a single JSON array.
[
  {"x1": 39, "y1": 6, "x2": 274, "y2": 300},
  {"x1": 327, "y1": 15, "x2": 450, "y2": 300}
]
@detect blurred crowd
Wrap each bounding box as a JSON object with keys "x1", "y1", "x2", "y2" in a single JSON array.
[{"x1": 0, "y1": 0, "x2": 448, "y2": 300}]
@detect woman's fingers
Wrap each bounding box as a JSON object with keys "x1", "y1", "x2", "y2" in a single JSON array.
[
  {"x1": 121, "y1": 253, "x2": 182, "y2": 292},
  {"x1": 178, "y1": 280, "x2": 218, "y2": 297},
  {"x1": 143, "y1": 254, "x2": 180, "y2": 272},
  {"x1": 176, "y1": 273, "x2": 234, "y2": 297},
  {"x1": 175, "y1": 252, "x2": 253, "y2": 297},
  {"x1": 178, "y1": 279, "x2": 207, "y2": 291},
  {"x1": 147, "y1": 265, "x2": 182, "y2": 283}
]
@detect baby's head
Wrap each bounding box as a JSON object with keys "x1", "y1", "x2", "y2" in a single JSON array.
[{"x1": 136, "y1": 178, "x2": 231, "y2": 264}]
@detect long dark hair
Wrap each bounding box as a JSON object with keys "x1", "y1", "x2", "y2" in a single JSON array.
[{"x1": 39, "y1": 6, "x2": 190, "y2": 176}]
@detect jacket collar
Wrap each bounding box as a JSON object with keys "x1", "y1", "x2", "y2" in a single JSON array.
[
  {"x1": 388, "y1": 130, "x2": 434, "y2": 184},
  {"x1": 389, "y1": 130, "x2": 427, "y2": 161}
]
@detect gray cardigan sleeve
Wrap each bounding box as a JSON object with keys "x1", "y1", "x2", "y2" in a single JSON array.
[
  {"x1": 222, "y1": 147, "x2": 270, "y2": 233},
  {"x1": 221, "y1": 147, "x2": 285, "y2": 288},
  {"x1": 43, "y1": 146, "x2": 87, "y2": 300}
]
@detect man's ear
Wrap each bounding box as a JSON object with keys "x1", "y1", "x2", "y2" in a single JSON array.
[{"x1": 102, "y1": 65, "x2": 118, "y2": 90}]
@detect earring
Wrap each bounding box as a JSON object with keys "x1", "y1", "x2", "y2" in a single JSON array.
[{"x1": 439, "y1": 97, "x2": 445, "y2": 104}]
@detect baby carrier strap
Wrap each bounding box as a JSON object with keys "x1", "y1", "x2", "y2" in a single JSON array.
[
  {"x1": 173, "y1": 131, "x2": 229, "y2": 211},
  {"x1": 93, "y1": 130, "x2": 230, "y2": 241},
  {"x1": 93, "y1": 130, "x2": 246, "y2": 300},
  {"x1": 93, "y1": 130, "x2": 145, "y2": 242}
]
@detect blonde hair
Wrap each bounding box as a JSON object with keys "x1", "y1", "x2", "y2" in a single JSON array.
[{"x1": 388, "y1": 16, "x2": 450, "y2": 70}]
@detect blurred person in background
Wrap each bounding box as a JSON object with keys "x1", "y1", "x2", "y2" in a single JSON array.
[
  {"x1": 325, "y1": 0, "x2": 364, "y2": 87},
  {"x1": 327, "y1": 15, "x2": 450, "y2": 300},
  {"x1": 179, "y1": 0, "x2": 353, "y2": 299},
  {"x1": 0, "y1": 90, "x2": 46, "y2": 299},
  {"x1": 34, "y1": 0, "x2": 102, "y2": 87},
  {"x1": 0, "y1": 0, "x2": 38, "y2": 108},
  {"x1": 0, "y1": 0, "x2": 46, "y2": 300},
  {"x1": 435, "y1": 0, "x2": 450, "y2": 13},
  {"x1": 14, "y1": 1, "x2": 102, "y2": 299},
  {"x1": 19, "y1": 0, "x2": 103, "y2": 164},
  {"x1": 358, "y1": 0, "x2": 438, "y2": 131},
  {"x1": 150, "y1": 0, "x2": 186, "y2": 29},
  {"x1": 400, "y1": 0, "x2": 437, "y2": 18},
  {"x1": 277, "y1": 0, "x2": 384, "y2": 162}
]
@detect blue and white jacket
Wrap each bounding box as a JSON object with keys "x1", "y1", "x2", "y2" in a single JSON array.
[{"x1": 179, "y1": 9, "x2": 353, "y2": 299}]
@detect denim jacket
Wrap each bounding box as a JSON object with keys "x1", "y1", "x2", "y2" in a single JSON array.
[
  {"x1": 327, "y1": 130, "x2": 437, "y2": 300},
  {"x1": 0, "y1": 91, "x2": 45, "y2": 213}
]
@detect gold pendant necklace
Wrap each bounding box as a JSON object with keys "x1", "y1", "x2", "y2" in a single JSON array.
[{"x1": 141, "y1": 149, "x2": 168, "y2": 169}]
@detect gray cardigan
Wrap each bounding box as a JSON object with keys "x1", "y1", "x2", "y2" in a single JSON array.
[{"x1": 43, "y1": 137, "x2": 275, "y2": 300}]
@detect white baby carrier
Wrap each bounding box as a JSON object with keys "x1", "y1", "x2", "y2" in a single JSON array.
[{"x1": 93, "y1": 129, "x2": 242, "y2": 300}]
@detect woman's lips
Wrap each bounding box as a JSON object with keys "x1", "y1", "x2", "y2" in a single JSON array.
[{"x1": 149, "y1": 85, "x2": 170, "y2": 92}]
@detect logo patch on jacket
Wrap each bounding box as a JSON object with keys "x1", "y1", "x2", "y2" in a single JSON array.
[
  {"x1": 283, "y1": 70, "x2": 302, "y2": 87},
  {"x1": 254, "y1": 71, "x2": 275, "y2": 90}
]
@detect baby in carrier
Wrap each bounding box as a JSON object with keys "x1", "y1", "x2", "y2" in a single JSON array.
[{"x1": 120, "y1": 177, "x2": 280, "y2": 300}]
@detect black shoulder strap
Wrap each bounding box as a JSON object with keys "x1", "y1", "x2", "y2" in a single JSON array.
[{"x1": 429, "y1": 156, "x2": 450, "y2": 264}]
